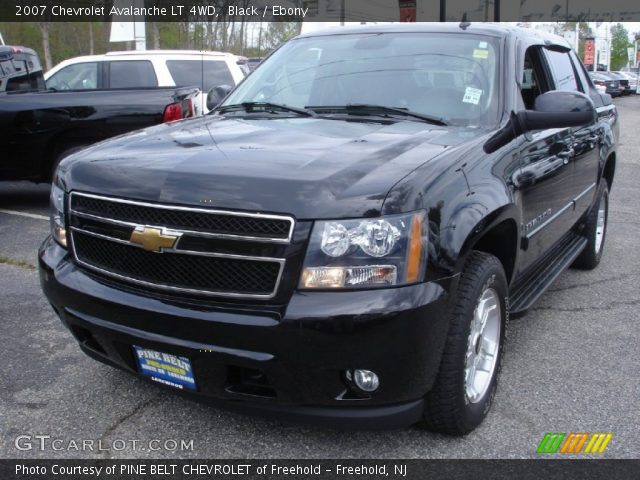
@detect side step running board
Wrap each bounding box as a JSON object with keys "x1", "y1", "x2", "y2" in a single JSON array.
[{"x1": 509, "y1": 233, "x2": 588, "y2": 316}]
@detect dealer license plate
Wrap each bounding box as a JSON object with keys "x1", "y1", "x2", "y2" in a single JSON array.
[{"x1": 133, "y1": 346, "x2": 196, "y2": 391}]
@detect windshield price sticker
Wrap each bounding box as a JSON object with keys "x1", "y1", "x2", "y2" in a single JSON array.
[{"x1": 462, "y1": 87, "x2": 483, "y2": 105}]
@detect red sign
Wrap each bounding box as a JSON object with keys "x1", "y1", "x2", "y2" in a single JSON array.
[
  {"x1": 584, "y1": 38, "x2": 595, "y2": 66},
  {"x1": 399, "y1": 0, "x2": 416, "y2": 22}
]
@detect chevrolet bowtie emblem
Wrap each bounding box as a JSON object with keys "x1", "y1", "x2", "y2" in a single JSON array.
[{"x1": 130, "y1": 226, "x2": 180, "y2": 253}]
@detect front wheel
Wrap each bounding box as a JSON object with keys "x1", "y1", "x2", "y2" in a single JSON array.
[{"x1": 422, "y1": 251, "x2": 508, "y2": 435}]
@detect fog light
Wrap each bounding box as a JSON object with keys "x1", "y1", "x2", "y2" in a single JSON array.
[{"x1": 347, "y1": 369, "x2": 380, "y2": 393}]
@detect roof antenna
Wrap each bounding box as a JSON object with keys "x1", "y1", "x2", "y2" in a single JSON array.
[{"x1": 459, "y1": 13, "x2": 471, "y2": 30}]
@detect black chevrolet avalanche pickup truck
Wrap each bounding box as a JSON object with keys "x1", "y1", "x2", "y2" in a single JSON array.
[
  {"x1": 39, "y1": 24, "x2": 618, "y2": 434},
  {"x1": 0, "y1": 45, "x2": 199, "y2": 182}
]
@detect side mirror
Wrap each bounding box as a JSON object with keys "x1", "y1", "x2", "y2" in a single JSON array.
[
  {"x1": 484, "y1": 91, "x2": 596, "y2": 153},
  {"x1": 206, "y1": 84, "x2": 233, "y2": 111}
]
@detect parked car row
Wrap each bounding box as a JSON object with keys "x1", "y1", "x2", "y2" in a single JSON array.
[
  {"x1": 589, "y1": 70, "x2": 639, "y2": 96},
  {"x1": 612, "y1": 70, "x2": 639, "y2": 93}
]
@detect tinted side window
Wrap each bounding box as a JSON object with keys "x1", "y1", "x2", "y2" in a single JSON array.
[
  {"x1": 109, "y1": 60, "x2": 157, "y2": 88},
  {"x1": 544, "y1": 50, "x2": 579, "y2": 91},
  {"x1": 166, "y1": 60, "x2": 234, "y2": 91},
  {"x1": 46, "y1": 62, "x2": 99, "y2": 90}
]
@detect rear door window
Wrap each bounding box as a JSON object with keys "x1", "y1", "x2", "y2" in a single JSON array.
[
  {"x1": 166, "y1": 59, "x2": 234, "y2": 91},
  {"x1": 543, "y1": 49, "x2": 580, "y2": 91},
  {"x1": 108, "y1": 60, "x2": 157, "y2": 88}
]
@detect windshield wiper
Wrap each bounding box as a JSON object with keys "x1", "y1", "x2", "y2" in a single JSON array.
[
  {"x1": 215, "y1": 102, "x2": 316, "y2": 117},
  {"x1": 307, "y1": 104, "x2": 447, "y2": 126}
]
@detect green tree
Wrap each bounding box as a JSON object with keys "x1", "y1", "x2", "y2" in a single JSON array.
[
  {"x1": 262, "y1": 22, "x2": 301, "y2": 52},
  {"x1": 0, "y1": 19, "x2": 302, "y2": 65},
  {"x1": 610, "y1": 23, "x2": 632, "y2": 70},
  {"x1": 0, "y1": 21, "x2": 111, "y2": 69},
  {"x1": 0, "y1": 22, "x2": 42, "y2": 55}
]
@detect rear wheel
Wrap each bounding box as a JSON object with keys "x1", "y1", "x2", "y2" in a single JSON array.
[
  {"x1": 422, "y1": 251, "x2": 508, "y2": 435},
  {"x1": 572, "y1": 183, "x2": 608, "y2": 270}
]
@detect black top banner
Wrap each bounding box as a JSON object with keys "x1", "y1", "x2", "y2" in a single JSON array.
[{"x1": 3, "y1": 0, "x2": 640, "y2": 22}]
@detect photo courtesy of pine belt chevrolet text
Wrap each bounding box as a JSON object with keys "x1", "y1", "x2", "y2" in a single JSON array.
[{"x1": 38, "y1": 23, "x2": 618, "y2": 435}]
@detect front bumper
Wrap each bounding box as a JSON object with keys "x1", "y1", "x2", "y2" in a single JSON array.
[{"x1": 39, "y1": 237, "x2": 453, "y2": 429}]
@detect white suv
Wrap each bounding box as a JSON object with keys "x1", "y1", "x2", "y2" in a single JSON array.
[{"x1": 45, "y1": 50, "x2": 247, "y2": 113}]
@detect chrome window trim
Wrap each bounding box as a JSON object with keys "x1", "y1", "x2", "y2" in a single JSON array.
[{"x1": 70, "y1": 191, "x2": 295, "y2": 244}]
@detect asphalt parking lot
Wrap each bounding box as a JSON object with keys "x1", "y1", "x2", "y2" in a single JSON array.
[{"x1": 1, "y1": 96, "x2": 639, "y2": 460}]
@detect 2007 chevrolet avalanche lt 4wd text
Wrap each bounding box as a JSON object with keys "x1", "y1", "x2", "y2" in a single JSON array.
[{"x1": 39, "y1": 24, "x2": 618, "y2": 435}]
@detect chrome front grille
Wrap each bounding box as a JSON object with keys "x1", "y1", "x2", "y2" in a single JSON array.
[
  {"x1": 70, "y1": 192, "x2": 294, "y2": 243},
  {"x1": 68, "y1": 192, "x2": 294, "y2": 299}
]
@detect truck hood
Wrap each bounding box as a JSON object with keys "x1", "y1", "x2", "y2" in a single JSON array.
[{"x1": 61, "y1": 115, "x2": 480, "y2": 219}]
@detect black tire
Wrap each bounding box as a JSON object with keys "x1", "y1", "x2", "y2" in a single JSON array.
[
  {"x1": 49, "y1": 145, "x2": 87, "y2": 182},
  {"x1": 422, "y1": 251, "x2": 508, "y2": 435},
  {"x1": 572, "y1": 183, "x2": 609, "y2": 270}
]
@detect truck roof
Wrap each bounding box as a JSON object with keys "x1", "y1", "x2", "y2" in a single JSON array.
[
  {"x1": 296, "y1": 22, "x2": 571, "y2": 49},
  {"x1": 104, "y1": 50, "x2": 237, "y2": 58}
]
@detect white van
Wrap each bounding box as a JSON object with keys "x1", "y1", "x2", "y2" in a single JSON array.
[{"x1": 45, "y1": 50, "x2": 247, "y2": 113}]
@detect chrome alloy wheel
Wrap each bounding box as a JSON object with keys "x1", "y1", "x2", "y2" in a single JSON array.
[
  {"x1": 594, "y1": 198, "x2": 607, "y2": 255},
  {"x1": 464, "y1": 287, "x2": 501, "y2": 404}
]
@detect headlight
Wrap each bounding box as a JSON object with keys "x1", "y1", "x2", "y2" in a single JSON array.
[
  {"x1": 300, "y1": 211, "x2": 427, "y2": 289},
  {"x1": 50, "y1": 184, "x2": 67, "y2": 248}
]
